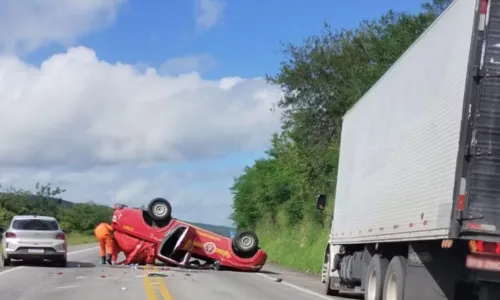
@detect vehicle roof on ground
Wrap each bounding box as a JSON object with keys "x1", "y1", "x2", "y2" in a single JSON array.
[{"x1": 11, "y1": 215, "x2": 57, "y2": 221}]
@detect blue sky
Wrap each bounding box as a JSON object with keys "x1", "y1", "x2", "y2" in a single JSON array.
[
  {"x1": 0, "y1": 0, "x2": 425, "y2": 226},
  {"x1": 25, "y1": 0, "x2": 424, "y2": 78}
]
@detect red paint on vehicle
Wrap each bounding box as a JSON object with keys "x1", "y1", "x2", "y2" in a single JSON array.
[{"x1": 111, "y1": 206, "x2": 267, "y2": 271}]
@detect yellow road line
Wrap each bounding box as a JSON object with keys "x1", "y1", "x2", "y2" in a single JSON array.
[
  {"x1": 143, "y1": 265, "x2": 173, "y2": 300},
  {"x1": 144, "y1": 265, "x2": 158, "y2": 300},
  {"x1": 156, "y1": 275, "x2": 173, "y2": 300}
]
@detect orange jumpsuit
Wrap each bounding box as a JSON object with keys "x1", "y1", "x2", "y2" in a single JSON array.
[{"x1": 94, "y1": 223, "x2": 118, "y2": 263}]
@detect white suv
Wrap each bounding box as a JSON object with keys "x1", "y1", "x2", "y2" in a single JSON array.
[{"x1": 1, "y1": 215, "x2": 67, "y2": 267}]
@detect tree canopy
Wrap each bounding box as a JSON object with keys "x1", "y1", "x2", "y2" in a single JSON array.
[
  {"x1": 231, "y1": 0, "x2": 452, "y2": 230},
  {"x1": 0, "y1": 183, "x2": 113, "y2": 235}
]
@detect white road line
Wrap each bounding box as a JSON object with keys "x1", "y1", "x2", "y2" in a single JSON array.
[
  {"x1": 55, "y1": 284, "x2": 79, "y2": 290},
  {"x1": 0, "y1": 246, "x2": 98, "y2": 276},
  {"x1": 256, "y1": 273, "x2": 334, "y2": 300}
]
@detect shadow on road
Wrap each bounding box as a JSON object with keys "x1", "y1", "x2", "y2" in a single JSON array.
[
  {"x1": 258, "y1": 269, "x2": 279, "y2": 275},
  {"x1": 9, "y1": 260, "x2": 95, "y2": 268}
]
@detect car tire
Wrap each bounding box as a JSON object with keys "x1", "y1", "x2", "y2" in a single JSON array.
[
  {"x1": 54, "y1": 258, "x2": 67, "y2": 268},
  {"x1": 1, "y1": 253, "x2": 10, "y2": 266},
  {"x1": 233, "y1": 231, "x2": 259, "y2": 256},
  {"x1": 147, "y1": 198, "x2": 172, "y2": 221}
]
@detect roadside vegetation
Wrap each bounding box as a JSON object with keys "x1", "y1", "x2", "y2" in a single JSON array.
[
  {"x1": 0, "y1": 183, "x2": 113, "y2": 244},
  {"x1": 230, "y1": 0, "x2": 452, "y2": 274},
  {"x1": 0, "y1": 182, "x2": 236, "y2": 247}
]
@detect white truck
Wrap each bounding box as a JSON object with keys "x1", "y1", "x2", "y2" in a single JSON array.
[{"x1": 316, "y1": 0, "x2": 500, "y2": 299}]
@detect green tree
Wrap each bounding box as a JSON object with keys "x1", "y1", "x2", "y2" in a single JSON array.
[{"x1": 230, "y1": 0, "x2": 451, "y2": 272}]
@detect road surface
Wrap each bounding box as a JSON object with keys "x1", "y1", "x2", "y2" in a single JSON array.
[{"x1": 0, "y1": 244, "x2": 354, "y2": 300}]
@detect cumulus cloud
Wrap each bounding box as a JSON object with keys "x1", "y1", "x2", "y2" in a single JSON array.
[
  {"x1": 0, "y1": 46, "x2": 281, "y2": 168},
  {"x1": 195, "y1": 0, "x2": 226, "y2": 30},
  {"x1": 0, "y1": 164, "x2": 241, "y2": 225},
  {"x1": 0, "y1": 0, "x2": 125, "y2": 53}
]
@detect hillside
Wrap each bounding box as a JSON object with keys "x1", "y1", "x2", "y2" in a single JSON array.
[
  {"x1": 0, "y1": 185, "x2": 235, "y2": 239},
  {"x1": 229, "y1": 1, "x2": 450, "y2": 274}
]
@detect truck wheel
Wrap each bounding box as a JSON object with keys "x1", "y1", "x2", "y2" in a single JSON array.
[
  {"x1": 364, "y1": 254, "x2": 390, "y2": 300},
  {"x1": 233, "y1": 231, "x2": 259, "y2": 256},
  {"x1": 147, "y1": 198, "x2": 172, "y2": 221},
  {"x1": 323, "y1": 252, "x2": 340, "y2": 296},
  {"x1": 383, "y1": 256, "x2": 407, "y2": 300}
]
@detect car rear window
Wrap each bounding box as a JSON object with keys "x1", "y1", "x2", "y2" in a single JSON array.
[{"x1": 12, "y1": 219, "x2": 59, "y2": 231}]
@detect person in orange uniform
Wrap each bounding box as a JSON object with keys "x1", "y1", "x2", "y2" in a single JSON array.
[{"x1": 94, "y1": 222, "x2": 118, "y2": 265}]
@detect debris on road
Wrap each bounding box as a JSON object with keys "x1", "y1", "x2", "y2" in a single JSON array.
[{"x1": 275, "y1": 278, "x2": 283, "y2": 283}]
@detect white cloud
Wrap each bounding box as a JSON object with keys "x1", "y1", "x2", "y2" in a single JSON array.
[
  {"x1": 0, "y1": 165, "x2": 242, "y2": 225},
  {"x1": 0, "y1": 0, "x2": 125, "y2": 53},
  {"x1": 0, "y1": 46, "x2": 281, "y2": 168},
  {"x1": 160, "y1": 54, "x2": 216, "y2": 75},
  {"x1": 195, "y1": 0, "x2": 226, "y2": 30}
]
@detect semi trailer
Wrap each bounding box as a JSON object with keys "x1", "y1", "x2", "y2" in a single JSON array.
[{"x1": 316, "y1": 0, "x2": 500, "y2": 299}]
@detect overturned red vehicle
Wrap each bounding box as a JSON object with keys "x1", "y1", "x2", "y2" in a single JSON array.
[{"x1": 111, "y1": 198, "x2": 267, "y2": 271}]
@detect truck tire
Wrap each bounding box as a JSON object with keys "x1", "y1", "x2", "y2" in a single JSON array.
[
  {"x1": 382, "y1": 256, "x2": 407, "y2": 300},
  {"x1": 364, "y1": 254, "x2": 390, "y2": 300},
  {"x1": 147, "y1": 198, "x2": 172, "y2": 221},
  {"x1": 323, "y1": 252, "x2": 340, "y2": 296},
  {"x1": 233, "y1": 231, "x2": 259, "y2": 256}
]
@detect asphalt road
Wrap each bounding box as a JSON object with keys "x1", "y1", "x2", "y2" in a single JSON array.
[{"x1": 0, "y1": 244, "x2": 353, "y2": 300}]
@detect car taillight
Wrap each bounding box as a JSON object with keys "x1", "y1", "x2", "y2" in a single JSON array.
[
  {"x1": 469, "y1": 240, "x2": 500, "y2": 255},
  {"x1": 5, "y1": 232, "x2": 15, "y2": 238},
  {"x1": 56, "y1": 233, "x2": 66, "y2": 240}
]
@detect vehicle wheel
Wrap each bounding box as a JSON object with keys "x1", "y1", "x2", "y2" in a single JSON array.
[
  {"x1": 54, "y1": 258, "x2": 67, "y2": 268},
  {"x1": 233, "y1": 231, "x2": 259, "y2": 255},
  {"x1": 382, "y1": 256, "x2": 407, "y2": 300},
  {"x1": 147, "y1": 198, "x2": 172, "y2": 221},
  {"x1": 1, "y1": 253, "x2": 10, "y2": 266},
  {"x1": 323, "y1": 252, "x2": 340, "y2": 296},
  {"x1": 364, "y1": 254, "x2": 390, "y2": 300}
]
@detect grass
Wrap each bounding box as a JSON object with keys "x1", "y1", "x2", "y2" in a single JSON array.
[
  {"x1": 255, "y1": 211, "x2": 330, "y2": 274},
  {"x1": 66, "y1": 232, "x2": 96, "y2": 245}
]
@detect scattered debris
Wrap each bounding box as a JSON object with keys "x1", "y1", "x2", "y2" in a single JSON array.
[
  {"x1": 121, "y1": 287, "x2": 127, "y2": 291},
  {"x1": 275, "y1": 278, "x2": 283, "y2": 283},
  {"x1": 100, "y1": 275, "x2": 106, "y2": 278},
  {"x1": 184, "y1": 273, "x2": 191, "y2": 276},
  {"x1": 57, "y1": 272, "x2": 63, "y2": 275},
  {"x1": 76, "y1": 276, "x2": 84, "y2": 280}
]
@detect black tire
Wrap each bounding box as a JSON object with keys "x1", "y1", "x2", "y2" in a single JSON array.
[
  {"x1": 382, "y1": 256, "x2": 407, "y2": 300},
  {"x1": 364, "y1": 254, "x2": 390, "y2": 300},
  {"x1": 55, "y1": 258, "x2": 67, "y2": 267},
  {"x1": 1, "y1": 253, "x2": 11, "y2": 266},
  {"x1": 324, "y1": 252, "x2": 340, "y2": 296},
  {"x1": 233, "y1": 230, "x2": 259, "y2": 256},
  {"x1": 147, "y1": 198, "x2": 172, "y2": 221}
]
